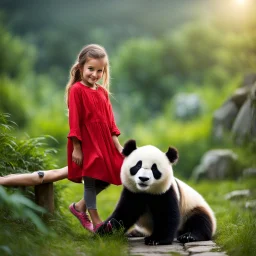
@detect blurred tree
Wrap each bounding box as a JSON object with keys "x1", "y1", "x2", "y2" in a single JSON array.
[
  {"x1": 0, "y1": 0, "x2": 211, "y2": 85},
  {"x1": 112, "y1": 39, "x2": 177, "y2": 120},
  {"x1": 0, "y1": 21, "x2": 36, "y2": 127}
]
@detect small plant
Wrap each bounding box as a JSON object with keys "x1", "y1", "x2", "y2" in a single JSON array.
[{"x1": 0, "y1": 112, "x2": 58, "y2": 175}]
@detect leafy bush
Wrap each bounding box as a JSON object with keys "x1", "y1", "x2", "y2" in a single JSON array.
[
  {"x1": 0, "y1": 112, "x2": 61, "y2": 255},
  {"x1": 0, "y1": 186, "x2": 47, "y2": 233},
  {"x1": 0, "y1": 113, "x2": 58, "y2": 175}
]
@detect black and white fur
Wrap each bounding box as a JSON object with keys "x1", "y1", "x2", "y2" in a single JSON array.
[{"x1": 96, "y1": 140, "x2": 216, "y2": 245}]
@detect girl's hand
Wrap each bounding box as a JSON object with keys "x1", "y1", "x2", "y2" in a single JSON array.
[
  {"x1": 72, "y1": 147, "x2": 83, "y2": 166},
  {"x1": 118, "y1": 146, "x2": 123, "y2": 153},
  {"x1": 112, "y1": 135, "x2": 123, "y2": 154}
]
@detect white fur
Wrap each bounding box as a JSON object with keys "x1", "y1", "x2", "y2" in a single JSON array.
[
  {"x1": 175, "y1": 178, "x2": 216, "y2": 234},
  {"x1": 121, "y1": 145, "x2": 173, "y2": 194}
]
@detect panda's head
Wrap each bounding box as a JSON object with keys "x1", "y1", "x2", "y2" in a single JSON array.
[{"x1": 121, "y1": 140, "x2": 178, "y2": 194}]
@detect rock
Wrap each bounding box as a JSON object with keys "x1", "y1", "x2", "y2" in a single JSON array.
[
  {"x1": 245, "y1": 200, "x2": 256, "y2": 210},
  {"x1": 231, "y1": 87, "x2": 250, "y2": 108},
  {"x1": 192, "y1": 149, "x2": 239, "y2": 180},
  {"x1": 224, "y1": 189, "x2": 250, "y2": 200},
  {"x1": 231, "y1": 98, "x2": 256, "y2": 144},
  {"x1": 184, "y1": 241, "x2": 216, "y2": 249},
  {"x1": 187, "y1": 245, "x2": 217, "y2": 253},
  {"x1": 192, "y1": 253, "x2": 227, "y2": 256},
  {"x1": 128, "y1": 238, "x2": 187, "y2": 255},
  {"x1": 243, "y1": 168, "x2": 256, "y2": 177},
  {"x1": 128, "y1": 238, "x2": 226, "y2": 256},
  {"x1": 212, "y1": 101, "x2": 238, "y2": 140},
  {"x1": 242, "y1": 73, "x2": 256, "y2": 87}
]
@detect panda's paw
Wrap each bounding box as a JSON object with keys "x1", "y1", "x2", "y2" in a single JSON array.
[
  {"x1": 144, "y1": 236, "x2": 159, "y2": 246},
  {"x1": 144, "y1": 236, "x2": 172, "y2": 246},
  {"x1": 177, "y1": 232, "x2": 197, "y2": 243}
]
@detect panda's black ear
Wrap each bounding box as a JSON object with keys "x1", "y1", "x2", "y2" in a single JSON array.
[
  {"x1": 122, "y1": 140, "x2": 137, "y2": 156},
  {"x1": 166, "y1": 147, "x2": 179, "y2": 164}
]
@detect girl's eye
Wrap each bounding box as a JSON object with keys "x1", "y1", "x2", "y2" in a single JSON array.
[{"x1": 88, "y1": 67, "x2": 93, "y2": 70}]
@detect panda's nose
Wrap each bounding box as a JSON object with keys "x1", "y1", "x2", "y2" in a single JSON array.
[{"x1": 139, "y1": 177, "x2": 149, "y2": 182}]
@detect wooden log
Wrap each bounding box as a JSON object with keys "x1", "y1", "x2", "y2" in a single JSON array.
[{"x1": 35, "y1": 182, "x2": 54, "y2": 214}]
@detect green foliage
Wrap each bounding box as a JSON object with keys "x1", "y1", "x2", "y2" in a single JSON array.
[
  {"x1": 0, "y1": 78, "x2": 29, "y2": 127},
  {"x1": 112, "y1": 39, "x2": 168, "y2": 113},
  {"x1": 132, "y1": 114, "x2": 212, "y2": 178},
  {"x1": 0, "y1": 186, "x2": 48, "y2": 234},
  {"x1": 0, "y1": 21, "x2": 36, "y2": 127},
  {"x1": 0, "y1": 21, "x2": 36, "y2": 79},
  {"x1": 0, "y1": 3, "x2": 256, "y2": 254},
  {"x1": 0, "y1": 113, "x2": 58, "y2": 175}
]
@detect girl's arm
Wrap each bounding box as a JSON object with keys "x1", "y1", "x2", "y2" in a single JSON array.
[
  {"x1": 71, "y1": 137, "x2": 83, "y2": 166},
  {"x1": 112, "y1": 135, "x2": 123, "y2": 153}
]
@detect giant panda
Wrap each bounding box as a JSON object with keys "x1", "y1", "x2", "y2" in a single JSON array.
[{"x1": 96, "y1": 140, "x2": 216, "y2": 245}]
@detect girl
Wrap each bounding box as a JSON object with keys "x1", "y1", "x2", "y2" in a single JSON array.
[{"x1": 66, "y1": 44, "x2": 124, "y2": 232}]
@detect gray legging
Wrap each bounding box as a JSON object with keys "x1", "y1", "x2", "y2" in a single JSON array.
[{"x1": 83, "y1": 176, "x2": 109, "y2": 209}]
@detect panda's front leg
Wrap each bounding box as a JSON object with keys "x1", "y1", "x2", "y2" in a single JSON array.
[
  {"x1": 96, "y1": 188, "x2": 147, "y2": 235},
  {"x1": 145, "y1": 189, "x2": 180, "y2": 245}
]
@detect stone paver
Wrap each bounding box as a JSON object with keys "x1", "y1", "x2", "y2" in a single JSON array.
[
  {"x1": 192, "y1": 253, "x2": 227, "y2": 256},
  {"x1": 128, "y1": 238, "x2": 228, "y2": 256},
  {"x1": 187, "y1": 246, "x2": 217, "y2": 254},
  {"x1": 184, "y1": 241, "x2": 216, "y2": 249},
  {"x1": 129, "y1": 238, "x2": 188, "y2": 256}
]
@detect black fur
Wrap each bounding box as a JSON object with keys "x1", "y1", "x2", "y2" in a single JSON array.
[
  {"x1": 177, "y1": 207, "x2": 213, "y2": 243},
  {"x1": 130, "y1": 161, "x2": 142, "y2": 176},
  {"x1": 151, "y1": 164, "x2": 161, "y2": 180},
  {"x1": 166, "y1": 147, "x2": 178, "y2": 164},
  {"x1": 122, "y1": 140, "x2": 137, "y2": 156},
  {"x1": 96, "y1": 186, "x2": 180, "y2": 245}
]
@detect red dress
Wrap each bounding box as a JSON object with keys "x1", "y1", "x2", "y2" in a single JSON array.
[{"x1": 67, "y1": 82, "x2": 123, "y2": 185}]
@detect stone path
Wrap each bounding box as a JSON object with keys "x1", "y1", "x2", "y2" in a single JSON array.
[{"x1": 128, "y1": 238, "x2": 228, "y2": 256}]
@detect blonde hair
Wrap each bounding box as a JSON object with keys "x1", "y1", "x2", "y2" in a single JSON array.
[{"x1": 65, "y1": 44, "x2": 110, "y2": 106}]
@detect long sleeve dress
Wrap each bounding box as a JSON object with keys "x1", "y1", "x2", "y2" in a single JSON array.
[{"x1": 67, "y1": 82, "x2": 123, "y2": 185}]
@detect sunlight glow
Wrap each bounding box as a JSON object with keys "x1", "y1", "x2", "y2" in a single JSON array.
[{"x1": 236, "y1": 0, "x2": 246, "y2": 5}]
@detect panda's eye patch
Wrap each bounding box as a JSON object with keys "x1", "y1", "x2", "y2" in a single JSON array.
[
  {"x1": 151, "y1": 164, "x2": 161, "y2": 180},
  {"x1": 130, "y1": 160, "x2": 142, "y2": 176}
]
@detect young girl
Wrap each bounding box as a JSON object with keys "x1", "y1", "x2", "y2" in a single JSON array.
[{"x1": 66, "y1": 44, "x2": 124, "y2": 232}]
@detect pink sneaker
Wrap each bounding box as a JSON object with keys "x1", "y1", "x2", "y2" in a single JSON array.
[
  {"x1": 69, "y1": 203, "x2": 93, "y2": 232},
  {"x1": 94, "y1": 221, "x2": 112, "y2": 233}
]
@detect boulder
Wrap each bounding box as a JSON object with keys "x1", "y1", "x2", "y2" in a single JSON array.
[
  {"x1": 224, "y1": 189, "x2": 250, "y2": 200},
  {"x1": 231, "y1": 95, "x2": 256, "y2": 144},
  {"x1": 245, "y1": 200, "x2": 256, "y2": 210},
  {"x1": 231, "y1": 87, "x2": 251, "y2": 108},
  {"x1": 192, "y1": 149, "x2": 239, "y2": 180},
  {"x1": 243, "y1": 168, "x2": 256, "y2": 178},
  {"x1": 212, "y1": 100, "x2": 238, "y2": 140},
  {"x1": 242, "y1": 73, "x2": 256, "y2": 87}
]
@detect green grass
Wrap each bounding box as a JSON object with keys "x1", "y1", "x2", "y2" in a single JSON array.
[
  {"x1": 1, "y1": 177, "x2": 255, "y2": 256},
  {"x1": 189, "y1": 177, "x2": 256, "y2": 256}
]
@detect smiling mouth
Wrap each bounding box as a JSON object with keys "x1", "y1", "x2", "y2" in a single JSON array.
[{"x1": 138, "y1": 183, "x2": 148, "y2": 187}]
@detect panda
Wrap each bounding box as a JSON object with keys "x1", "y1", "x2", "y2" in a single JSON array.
[{"x1": 96, "y1": 140, "x2": 216, "y2": 245}]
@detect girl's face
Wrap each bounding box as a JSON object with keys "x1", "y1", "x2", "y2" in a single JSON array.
[{"x1": 80, "y1": 58, "x2": 106, "y2": 87}]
